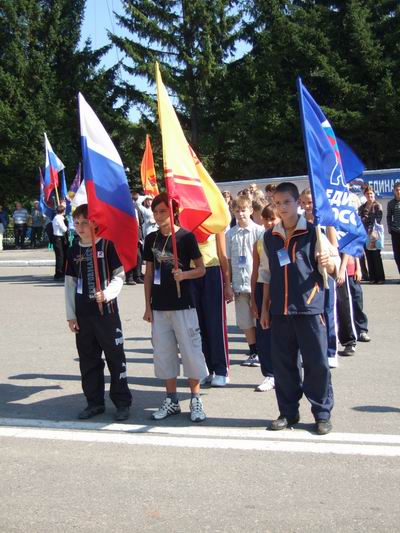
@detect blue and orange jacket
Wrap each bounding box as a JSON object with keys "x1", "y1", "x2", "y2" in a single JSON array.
[{"x1": 264, "y1": 216, "x2": 325, "y2": 316}]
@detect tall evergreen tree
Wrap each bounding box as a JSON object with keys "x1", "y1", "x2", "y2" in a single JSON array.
[
  {"x1": 0, "y1": 0, "x2": 134, "y2": 202},
  {"x1": 111, "y1": 0, "x2": 242, "y2": 150}
]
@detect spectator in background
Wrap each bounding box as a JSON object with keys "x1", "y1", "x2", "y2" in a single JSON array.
[
  {"x1": 52, "y1": 204, "x2": 68, "y2": 280},
  {"x1": 12, "y1": 202, "x2": 29, "y2": 249},
  {"x1": 30, "y1": 201, "x2": 45, "y2": 248},
  {"x1": 358, "y1": 187, "x2": 385, "y2": 284},
  {"x1": 387, "y1": 182, "x2": 400, "y2": 281},
  {"x1": 251, "y1": 198, "x2": 267, "y2": 226},
  {"x1": 138, "y1": 196, "x2": 158, "y2": 238},
  {"x1": 126, "y1": 191, "x2": 145, "y2": 285},
  {"x1": 265, "y1": 184, "x2": 277, "y2": 206},
  {"x1": 222, "y1": 190, "x2": 236, "y2": 229},
  {"x1": 249, "y1": 183, "x2": 258, "y2": 198},
  {"x1": 0, "y1": 204, "x2": 9, "y2": 251}
]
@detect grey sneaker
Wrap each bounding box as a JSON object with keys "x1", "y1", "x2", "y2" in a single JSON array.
[
  {"x1": 190, "y1": 396, "x2": 206, "y2": 422},
  {"x1": 358, "y1": 332, "x2": 371, "y2": 342},
  {"x1": 241, "y1": 354, "x2": 260, "y2": 367},
  {"x1": 152, "y1": 398, "x2": 181, "y2": 420}
]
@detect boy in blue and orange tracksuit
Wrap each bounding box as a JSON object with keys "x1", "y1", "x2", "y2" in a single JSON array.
[{"x1": 260, "y1": 182, "x2": 339, "y2": 435}]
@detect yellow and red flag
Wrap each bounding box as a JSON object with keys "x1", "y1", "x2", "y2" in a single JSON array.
[
  {"x1": 155, "y1": 63, "x2": 229, "y2": 241},
  {"x1": 140, "y1": 134, "x2": 159, "y2": 196}
]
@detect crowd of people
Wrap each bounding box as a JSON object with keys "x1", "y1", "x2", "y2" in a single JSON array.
[
  {"x1": 61, "y1": 181, "x2": 399, "y2": 434},
  {"x1": 0, "y1": 201, "x2": 49, "y2": 251}
]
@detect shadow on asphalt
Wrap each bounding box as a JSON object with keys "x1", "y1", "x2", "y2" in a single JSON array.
[
  {"x1": 8, "y1": 373, "x2": 257, "y2": 390},
  {"x1": 0, "y1": 382, "x2": 275, "y2": 428},
  {"x1": 0, "y1": 274, "x2": 60, "y2": 287},
  {"x1": 352, "y1": 405, "x2": 400, "y2": 413}
]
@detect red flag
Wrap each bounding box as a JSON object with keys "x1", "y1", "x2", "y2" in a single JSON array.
[
  {"x1": 140, "y1": 135, "x2": 159, "y2": 196},
  {"x1": 156, "y1": 63, "x2": 212, "y2": 232}
]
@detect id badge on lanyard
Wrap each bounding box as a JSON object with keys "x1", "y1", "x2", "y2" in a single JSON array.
[
  {"x1": 77, "y1": 277, "x2": 83, "y2": 294},
  {"x1": 277, "y1": 248, "x2": 291, "y2": 267},
  {"x1": 154, "y1": 264, "x2": 161, "y2": 285},
  {"x1": 239, "y1": 231, "x2": 247, "y2": 268}
]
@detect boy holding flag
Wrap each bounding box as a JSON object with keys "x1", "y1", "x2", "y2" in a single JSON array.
[
  {"x1": 65, "y1": 204, "x2": 132, "y2": 421},
  {"x1": 260, "y1": 183, "x2": 339, "y2": 435}
]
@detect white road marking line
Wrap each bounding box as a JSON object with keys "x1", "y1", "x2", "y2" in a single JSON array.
[
  {"x1": 1, "y1": 417, "x2": 400, "y2": 444},
  {"x1": 1, "y1": 426, "x2": 400, "y2": 456},
  {"x1": 1, "y1": 418, "x2": 400, "y2": 456}
]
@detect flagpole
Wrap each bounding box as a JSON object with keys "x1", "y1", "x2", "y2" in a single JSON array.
[
  {"x1": 54, "y1": 184, "x2": 60, "y2": 206},
  {"x1": 90, "y1": 222, "x2": 104, "y2": 315},
  {"x1": 165, "y1": 175, "x2": 181, "y2": 298},
  {"x1": 297, "y1": 76, "x2": 328, "y2": 288}
]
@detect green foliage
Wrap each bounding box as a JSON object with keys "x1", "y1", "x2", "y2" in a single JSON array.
[
  {"x1": 1, "y1": 0, "x2": 399, "y2": 200},
  {"x1": 0, "y1": 0, "x2": 133, "y2": 204}
]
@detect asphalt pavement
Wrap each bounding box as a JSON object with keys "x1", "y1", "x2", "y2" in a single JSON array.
[{"x1": 0, "y1": 248, "x2": 399, "y2": 532}]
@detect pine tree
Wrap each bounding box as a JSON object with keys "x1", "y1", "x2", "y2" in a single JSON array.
[
  {"x1": 111, "y1": 0, "x2": 242, "y2": 148},
  {"x1": 0, "y1": 0, "x2": 133, "y2": 202}
]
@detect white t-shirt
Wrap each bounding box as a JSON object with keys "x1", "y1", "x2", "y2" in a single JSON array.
[{"x1": 52, "y1": 214, "x2": 67, "y2": 236}]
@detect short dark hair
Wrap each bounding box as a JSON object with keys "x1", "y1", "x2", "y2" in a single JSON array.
[
  {"x1": 274, "y1": 182, "x2": 299, "y2": 201},
  {"x1": 265, "y1": 184, "x2": 276, "y2": 193},
  {"x1": 73, "y1": 203, "x2": 89, "y2": 219},
  {"x1": 394, "y1": 182, "x2": 400, "y2": 189},
  {"x1": 151, "y1": 192, "x2": 180, "y2": 224},
  {"x1": 56, "y1": 205, "x2": 65, "y2": 214},
  {"x1": 261, "y1": 204, "x2": 277, "y2": 221}
]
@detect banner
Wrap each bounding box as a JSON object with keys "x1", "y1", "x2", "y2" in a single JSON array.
[{"x1": 297, "y1": 77, "x2": 367, "y2": 256}]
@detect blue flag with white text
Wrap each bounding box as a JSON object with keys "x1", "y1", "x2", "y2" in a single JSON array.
[{"x1": 297, "y1": 78, "x2": 367, "y2": 256}]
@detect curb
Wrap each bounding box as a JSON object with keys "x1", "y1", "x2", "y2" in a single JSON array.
[{"x1": 0, "y1": 260, "x2": 55, "y2": 267}]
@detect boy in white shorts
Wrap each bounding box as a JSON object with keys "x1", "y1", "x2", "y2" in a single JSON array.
[
  {"x1": 143, "y1": 193, "x2": 209, "y2": 422},
  {"x1": 226, "y1": 195, "x2": 264, "y2": 366}
]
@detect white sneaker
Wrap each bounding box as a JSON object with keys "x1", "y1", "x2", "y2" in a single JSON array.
[
  {"x1": 328, "y1": 356, "x2": 339, "y2": 368},
  {"x1": 211, "y1": 375, "x2": 230, "y2": 387},
  {"x1": 200, "y1": 374, "x2": 213, "y2": 385},
  {"x1": 190, "y1": 396, "x2": 206, "y2": 422},
  {"x1": 241, "y1": 354, "x2": 260, "y2": 367},
  {"x1": 152, "y1": 398, "x2": 181, "y2": 420},
  {"x1": 254, "y1": 376, "x2": 275, "y2": 392}
]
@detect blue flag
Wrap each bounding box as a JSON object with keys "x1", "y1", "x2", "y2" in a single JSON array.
[
  {"x1": 39, "y1": 169, "x2": 55, "y2": 219},
  {"x1": 337, "y1": 137, "x2": 365, "y2": 184},
  {"x1": 297, "y1": 77, "x2": 367, "y2": 256}
]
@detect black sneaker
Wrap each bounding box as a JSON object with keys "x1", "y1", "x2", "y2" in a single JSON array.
[
  {"x1": 115, "y1": 406, "x2": 130, "y2": 421},
  {"x1": 269, "y1": 414, "x2": 300, "y2": 431},
  {"x1": 315, "y1": 419, "x2": 332, "y2": 435},
  {"x1": 78, "y1": 405, "x2": 105, "y2": 419},
  {"x1": 341, "y1": 344, "x2": 356, "y2": 356}
]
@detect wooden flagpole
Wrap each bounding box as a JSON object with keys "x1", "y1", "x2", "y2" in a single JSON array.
[
  {"x1": 54, "y1": 184, "x2": 60, "y2": 206},
  {"x1": 315, "y1": 224, "x2": 329, "y2": 289},
  {"x1": 165, "y1": 174, "x2": 181, "y2": 298},
  {"x1": 90, "y1": 222, "x2": 104, "y2": 315}
]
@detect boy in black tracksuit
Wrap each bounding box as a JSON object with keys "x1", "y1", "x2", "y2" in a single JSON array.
[
  {"x1": 260, "y1": 183, "x2": 339, "y2": 435},
  {"x1": 65, "y1": 204, "x2": 132, "y2": 421}
]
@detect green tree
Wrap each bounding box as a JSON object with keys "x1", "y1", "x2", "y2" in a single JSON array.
[
  {"x1": 111, "y1": 0, "x2": 242, "y2": 155},
  {"x1": 0, "y1": 0, "x2": 134, "y2": 203}
]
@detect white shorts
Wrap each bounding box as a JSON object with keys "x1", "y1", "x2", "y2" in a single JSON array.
[
  {"x1": 234, "y1": 292, "x2": 255, "y2": 330},
  {"x1": 151, "y1": 309, "x2": 209, "y2": 380}
]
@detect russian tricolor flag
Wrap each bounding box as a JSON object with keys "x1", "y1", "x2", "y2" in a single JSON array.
[
  {"x1": 44, "y1": 133, "x2": 65, "y2": 202},
  {"x1": 78, "y1": 93, "x2": 138, "y2": 271}
]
